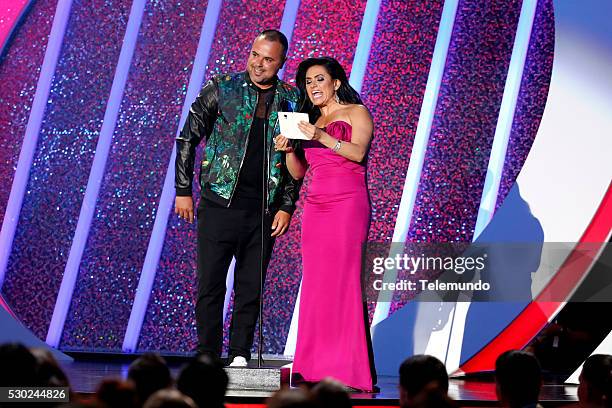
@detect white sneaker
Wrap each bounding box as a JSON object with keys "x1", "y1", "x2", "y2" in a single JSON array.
[{"x1": 228, "y1": 356, "x2": 248, "y2": 367}]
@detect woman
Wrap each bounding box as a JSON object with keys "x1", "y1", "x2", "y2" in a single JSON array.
[{"x1": 275, "y1": 57, "x2": 375, "y2": 391}]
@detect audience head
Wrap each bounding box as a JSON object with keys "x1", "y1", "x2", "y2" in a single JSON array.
[
  {"x1": 30, "y1": 347, "x2": 70, "y2": 388},
  {"x1": 267, "y1": 388, "x2": 315, "y2": 408},
  {"x1": 495, "y1": 350, "x2": 541, "y2": 408},
  {"x1": 143, "y1": 389, "x2": 197, "y2": 408},
  {"x1": 177, "y1": 354, "x2": 228, "y2": 408},
  {"x1": 411, "y1": 384, "x2": 459, "y2": 408},
  {"x1": 311, "y1": 377, "x2": 351, "y2": 408},
  {"x1": 128, "y1": 352, "x2": 172, "y2": 405},
  {"x1": 96, "y1": 378, "x2": 138, "y2": 408},
  {"x1": 0, "y1": 343, "x2": 39, "y2": 386},
  {"x1": 399, "y1": 355, "x2": 449, "y2": 408},
  {"x1": 578, "y1": 354, "x2": 612, "y2": 408}
]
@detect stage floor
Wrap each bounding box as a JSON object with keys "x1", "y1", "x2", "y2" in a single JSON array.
[{"x1": 60, "y1": 358, "x2": 578, "y2": 407}]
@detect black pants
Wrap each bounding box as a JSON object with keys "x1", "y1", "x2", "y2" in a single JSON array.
[{"x1": 196, "y1": 201, "x2": 274, "y2": 360}]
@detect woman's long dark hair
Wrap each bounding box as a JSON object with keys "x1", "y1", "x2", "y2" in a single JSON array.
[{"x1": 296, "y1": 57, "x2": 364, "y2": 123}]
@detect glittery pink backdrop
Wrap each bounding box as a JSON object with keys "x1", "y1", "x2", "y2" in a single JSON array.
[{"x1": 0, "y1": 0, "x2": 554, "y2": 354}]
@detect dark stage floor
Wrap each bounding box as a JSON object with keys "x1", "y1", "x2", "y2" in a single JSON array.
[{"x1": 59, "y1": 357, "x2": 578, "y2": 407}]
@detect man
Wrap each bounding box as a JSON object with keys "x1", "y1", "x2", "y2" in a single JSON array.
[
  {"x1": 399, "y1": 355, "x2": 450, "y2": 408},
  {"x1": 127, "y1": 353, "x2": 172, "y2": 405},
  {"x1": 495, "y1": 350, "x2": 542, "y2": 408},
  {"x1": 177, "y1": 354, "x2": 229, "y2": 408},
  {"x1": 174, "y1": 30, "x2": 301, "y2": 367},
  {"x1": 578, "y1": 354, "x2": 612, "y2": 408}
]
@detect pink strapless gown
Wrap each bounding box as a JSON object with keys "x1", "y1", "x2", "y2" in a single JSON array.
[{"x1": 292, "y1": 121, "x2": 375, "y2": 391}]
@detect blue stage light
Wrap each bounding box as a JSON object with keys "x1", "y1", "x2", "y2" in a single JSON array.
[
  {"x1": 0, "y1": 0, "x2": 74, "y2": 290},
  {"x1": 46, "y1": 0, "x2": 148, "y2": 348},
  {"x1": 371, "y1": 0, "x2": 459, "y2": 329},
  {"x1": 474, "y1": 0, "x2": 538, "y2": 239},
  {"x1": 121, "y1": 0, "x2": 224, "y2": 353}
]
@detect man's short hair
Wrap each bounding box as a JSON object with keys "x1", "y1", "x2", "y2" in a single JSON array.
[
  {"x1": 0, "y1": 343, "x2": 38, "y2": 386},
  {"x1": 96, "y1": 378, "x2": 138, "y2": 408},
  {"x1": 177, "y1": 354, "x2": 228, "y2": 408},
  {"x1": 399, "y1": 355, "x2": 449, "y2": 396},
  {"x1": 495, "y1": 350, "x2": 541, "y2": 408},
  {"x1": 581, "y1": 354, "x2": 612, "y2": 405},
  {"x1": 311, "y1": 378, "x2": 352, "y2": 408},
  {"x1": 258, "y1": 29, "x2": 289, "y2": 58},
  {"x1": 143, "y1": 389, "x2": 197, "y2": 408},
  {"x1": 267, "y1": 389, "x2": 315, "y2": 408},
  {"x1": 127, "y1": 352, "x2": 172, "y2": 405}
]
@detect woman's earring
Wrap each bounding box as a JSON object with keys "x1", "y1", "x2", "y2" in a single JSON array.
[{"x1": 334, "y1": 91, "x2": 340, "y2": 104}]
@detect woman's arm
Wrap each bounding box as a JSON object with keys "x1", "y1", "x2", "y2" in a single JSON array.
[
  {"x1": 275, "y1": 135, "x2": 308, "y2": 179},
  {"x1": 297, "y1": 105, "x2": 373, "y2": 163}
]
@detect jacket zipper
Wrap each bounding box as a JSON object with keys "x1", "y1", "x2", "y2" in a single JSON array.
[
  {"x1": 264, "y1": 110, "x2": 271, "y2": 215},
  {"x1": 266, "y1": 111, "x2": 280, "y2": 215},
  {"x1": 264, "y1": 92, "x2": 281, "y2": 215},
  {"x1": 227, "y1": 89, "x2": 258, "y2": 207}
]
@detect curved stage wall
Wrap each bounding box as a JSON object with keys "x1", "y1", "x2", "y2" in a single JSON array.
[{"x1": 0, "y1": 0, "x2": 610, "y2": 377}]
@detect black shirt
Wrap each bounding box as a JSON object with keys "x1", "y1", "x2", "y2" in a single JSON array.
[{"x1": 207, "y1": 84, "x2": 275, "y2": 211}]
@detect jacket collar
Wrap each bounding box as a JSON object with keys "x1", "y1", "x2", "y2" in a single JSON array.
[{"x1": 243, "y1": 71, "x2": 278, "y2": 92}]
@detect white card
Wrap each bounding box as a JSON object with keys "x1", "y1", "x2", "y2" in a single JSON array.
[{"x1": 278, "y1": 111, "x2": 310, "y2": 140}]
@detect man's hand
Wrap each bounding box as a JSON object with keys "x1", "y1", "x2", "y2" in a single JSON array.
[
  {"x1": 175, "y1": 196, "x2": 194, "y2": 223},
  {"x1": 271, "y1": 210, "x2": 291, "y2": 237}
]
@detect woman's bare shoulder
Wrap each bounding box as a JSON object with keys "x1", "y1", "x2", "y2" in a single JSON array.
[{"x1": 346, "y1": 104, "x2": 372, "y2": 122}]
